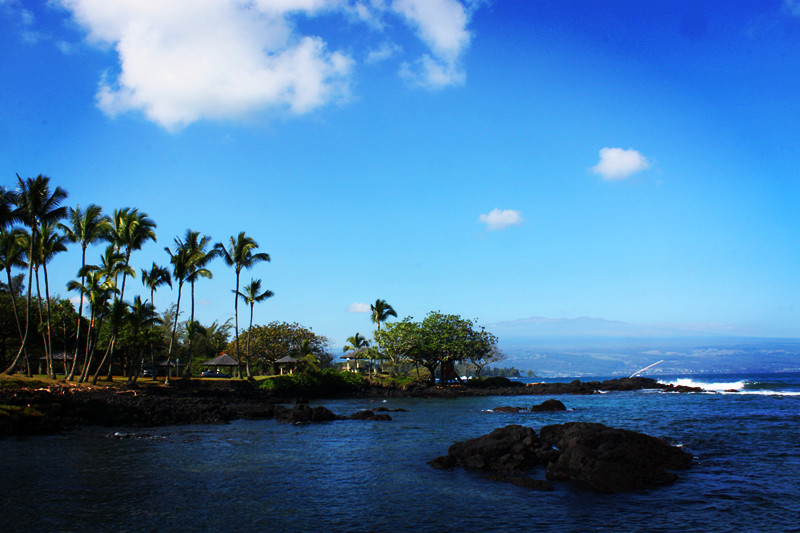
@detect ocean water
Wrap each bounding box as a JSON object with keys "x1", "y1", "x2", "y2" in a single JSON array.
[{"x1": 1, "y1": 373, "x2": 798, "y2": 532}]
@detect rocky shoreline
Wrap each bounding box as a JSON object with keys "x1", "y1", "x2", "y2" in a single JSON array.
[{"x1": 0, "y1": 376, "x2": 701, "y2": 437}]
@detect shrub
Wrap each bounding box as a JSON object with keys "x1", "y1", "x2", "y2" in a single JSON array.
[{"x1": 259, "y1": 369, "x2": 364, "y2": 396}]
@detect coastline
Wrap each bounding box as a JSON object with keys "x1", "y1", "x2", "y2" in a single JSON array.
[{"x1": 0, "y1": 376, "x2": 700, "y2": 437}]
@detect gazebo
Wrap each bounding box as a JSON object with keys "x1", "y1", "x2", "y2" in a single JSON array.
[
  {"x1": 274, "y1": 355, "x2": 298, "y2": 375},
  {"x1": 201, "y1": 353, "x2": 238, "y2": 376},
  {"x1": 340, "y1": 347, "x2": 369, "y2": 373},
  {"x1": 38, "y1": 352, "x2": 73, "y2": 374}
]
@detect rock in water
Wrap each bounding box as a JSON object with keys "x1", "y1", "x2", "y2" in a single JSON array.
[
  {"x1": 430, "y1": 423, "x2": 691, "y2": 493},
  {"x1": 530, "y1": 399, "x2": 566, "y2": 412},
  {"x1": 540, "y1": 422, "x2": 692, "y2": 493}
]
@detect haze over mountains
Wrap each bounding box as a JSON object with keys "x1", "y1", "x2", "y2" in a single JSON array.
[{"x1": 490, "y1": 317, "x2": 800, "y2": 377}]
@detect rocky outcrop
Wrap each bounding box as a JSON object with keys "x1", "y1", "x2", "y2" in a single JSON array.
[
  {"x1": 530, "y1": 399, "x2": 566, "y2": 412},
  {"x1": 430, "y1": 423, "x2": 691, "y2": 493}
]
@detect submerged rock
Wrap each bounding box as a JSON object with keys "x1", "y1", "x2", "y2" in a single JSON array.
[{"x1": 430, "y1": 422, "x2": 691, "y2": 493}]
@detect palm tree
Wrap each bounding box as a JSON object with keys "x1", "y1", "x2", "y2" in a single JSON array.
[
  {"x1": 0, "y1": 186, "x2": 19, "y2": 230},
  {"x1": 141, "y1": 262, "x2": 172, "y2": 308},
  {"x1": 126, "y1": 295, "x2": 160, "y2": 383},
  {"x1": 370, "y1": 299, "x2": 397, "y2": 374},
  {"x1": 5, "y1": 175, "x2": 68, "y2": 376},
  {"x1": 32, "y1": 223, "x2": 68, "y2": 378},
  {"x1": 343, "y1": 332, "x2": 370, "y2": 372},
  {"x1": 0, "y1": 229, "x2": 27, "y2": 362},
  {"x1": 164, "y1": 236, "x2": 191, "y2": 385},
  {"x1": 61, "y1": 204, "x2": 111, "y2": 380},
  {"x1": 235, "y1": 278, "x2": 274, "y2": 378},
  {"x1": 67, "y1": 266, "x2": 117, "y2": 383},
  {"x1": 294, "y1": 339, "x2": 319, "y2": 373},
  {"x1": 215, "y1": 232, "x2": 270, "y2": 378},
  {"x1": 182, "y1": 230, "x2": 217, "y2": 378},
  {"x1": 104, "y1": 208, "x2": 156, "y2": 380},
  {"x1": 141, "y1": 262, "x2": 171, "y2": 380}
]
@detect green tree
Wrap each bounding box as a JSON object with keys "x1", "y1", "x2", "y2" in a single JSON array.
[
  {"x1": 375, "y1": 311, "x2": 499, "y2": 384},
  {"x1": 124, "y1": 295, "x2": 160, "y2": 382},
  {"x1": 60, "y1": 204, "x2": 111, "y2": 380},
  {"x1": 231, "y1": 321, "x2": 328, "y2": 374},
  {"x1": 215, "y1": 232, "x2": 270, "y2": 378},
  {"x1": 235, "y1": 278, "x2": 273, "y2": 378},
  {"x1": 164, "y1": 235, "x2": 191, "y2": 385},
  {"x1": 141, "y1": 262, "x2": 171, "y2": 380},
  {"x1": 181, "y1": 230, "x2": 217, "y2": 378},
  {"x1": 0, "y1": 229, "x2": 27, "y2": 363},
  {"x1": 30, "y1": 223, "x2": 68, "y2": 377},
  {"x1": 104, "y1": 208, "x2": 157, "y2": 380},
  {"x1": 67, "y1": 267, "x2": 117, "y2": 382},
  {"x1": 5, "y1": 175, "x2": 68, "y2": 376},
  {"x1": 342, "y1": 332, "x2": 369, "y2": 372},
  {"x1": 370, "y1": 298, "x2": 397, "y2": 371}
]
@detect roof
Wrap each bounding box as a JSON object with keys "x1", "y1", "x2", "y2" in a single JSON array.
[
  {"x1": 38, "y1": 352, "x2": 74, "y2": 361},
  {"x1": 202, "y1": 353, "x2": 239, "y2": 366},
  {"x1": 274, "y1": 355, "x2": 298, "y2": 364},
  {"x1": 341, "y1": 347, "x2": 369, "y2": 359}
]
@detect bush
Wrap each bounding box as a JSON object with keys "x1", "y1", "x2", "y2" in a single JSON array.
[{"x1": 259, "y1": 369, "x2": 364, "y2": 396}]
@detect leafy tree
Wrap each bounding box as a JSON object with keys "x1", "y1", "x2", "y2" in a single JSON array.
[
  {"x1": 216, "y1": 232, "x2": 270, "y2": 379},
  {"x1": 61, "y1": 204, "x2": 111, "y2": 380},
  {"x1": 0, "y1": 229, "x2": 27, "y2": 361},
  {"x1": 231, "y1": 321, "x2": 329, "y2": 375},
  {"x1": 235, "y1": 278, "x2": 273, "y2": 378},
  {"x1": 5, "y1": 175, "x2": 68, "y2": 376},
  {"x1": 375, "y1": 311, "x2": 499, "y2": 384},
  {"x1": 67, "y1": 266, "x2": 117, "y2": 382}
]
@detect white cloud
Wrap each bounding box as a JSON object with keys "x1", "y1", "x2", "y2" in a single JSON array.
[
  {"x1": 478, "y1": 208, "x2": 524, "y2": 231},
  {"x1": 54, "y1": 0, "x2": 477, "y2": 129},
  {"x1": 391, "y1": 0, "x2": 470, "y2": 88},
  {"x1": 784, "y1": 0, "x2": 800, "y2": 17},
  {"x1": 366, "y1": 41, "x2": 403, "y2": 64},
  {"x1": 348, "y1": 302, "x2": 371, "y2": 313},
  {"x1": 592, "y1": 147, "x2": 650, "y2": 181}
]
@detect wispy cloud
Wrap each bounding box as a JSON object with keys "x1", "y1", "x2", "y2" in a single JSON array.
[
  {"x1": 784, "y1": 0, "x2": 800, "y2": 17},
  {"x1": 348, "y1": 302, "x2": 371, "y2": 313},
  {"x1": 592, "y1": 147, "x2": 650, "y2": 180},
  {"x1": 54, "y1": 0, "x2": 477, "y2": 129},
  {"x1": 478, "y1": 208, "x2": 524, "y2": 231}
]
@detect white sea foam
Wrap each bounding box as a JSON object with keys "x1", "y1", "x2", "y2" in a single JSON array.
[
  {"x1": 660, "y1": 378, "x2": 800, "y2": 396},
  {"x1": 664, "y1": 378, "x2": 746, "y2": 391}
]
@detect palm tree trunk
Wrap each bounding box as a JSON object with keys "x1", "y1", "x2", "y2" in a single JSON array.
[
  {"x1": 4, "y1": 267, "x2": 29, "y2": 371},
  {"x1": 233, "y1": 270, "x2": 241, "y2": 379},
  {"x1": 166, "y1": 282, "x2": 184, "y2": 386},
  {"x1": 34, "y1": 267, "x2": 50, "y2": 377},
  {"x1": 245, "y1": 303, "x2": 254, "y2": 378},
  {"x1": 42, "y1": 261, "x2": 56, "y2": 379},
  {"x1": 78, "y1": 311, "x2": 97, "y2": 383},
  {"x1": 68, "y1": 247, "x2": 87, "y2": 381},
  {"x1": 4, "y1": 247, "x2": 35, "y2": 376},
  {"x1": 183, "y1": 281, "x2": 196, "y2": 379}
]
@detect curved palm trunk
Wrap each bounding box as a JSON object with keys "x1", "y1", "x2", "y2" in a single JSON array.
[
  {"x1": 79, "y1": 310, "x2": 98, "y2": 383},
  {"x1": 33, "y1": 267, "x2": 51, "y2": 376},
  {"x1": 67, "y1": 260, "x2": 85, "y2": 380},
  {"x1": 4, "y1": 266, "x2": 28, "y2": 370},
  {"x1": 149, "y1": 287, "x2": 157, "y2": 381},
  {"x1": 104, "y1": 267, "x2": 129, "y2": 381},
  {"x1": 166, "y1": 281, "x2": 184, "y2": 386},
  {"x1": 4, "y1": 246, "x2": 35, "y2": 376}
]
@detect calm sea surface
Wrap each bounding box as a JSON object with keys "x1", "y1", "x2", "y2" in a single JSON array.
[{"x1": 1, "y1": 373, "x2": 799, "y2": 532}]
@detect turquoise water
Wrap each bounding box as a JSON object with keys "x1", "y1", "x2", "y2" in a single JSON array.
[{"x1": 1, "y1": 373, "x2": 798, "y2": 532}]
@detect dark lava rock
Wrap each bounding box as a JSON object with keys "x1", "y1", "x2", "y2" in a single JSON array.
[
  {"x1": 273, "y1": 404, "x2": 340, "y2": 424},
  {"x1": 491, "y1": 406, "x2": 523, "y2": 413},
  {"x1": 349, "y1": 409, "x2": 392, "y2": 421},
  {"x1": 430, "y1": 423, "x2": 691, "y2": 493},
  {"x1": 540, "y1": 422, "x2": 693, "y2": 493},
  {"x1": 429, "y1": 424, "x2": 544, "y2": 473},
  {"x1": 530, "y1": 399, "x2": 566, "y2": 412}
]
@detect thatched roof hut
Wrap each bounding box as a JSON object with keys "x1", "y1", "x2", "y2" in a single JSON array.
[{"x1": 202, "y1": 353, "x2": 238, "y2": 367}]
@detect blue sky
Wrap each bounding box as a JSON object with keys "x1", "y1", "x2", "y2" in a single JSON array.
[{"x1": 2, "y1": 0, "x2": 799, "y2": 347}]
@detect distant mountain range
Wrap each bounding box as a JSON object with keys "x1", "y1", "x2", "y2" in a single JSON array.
[{"x1": 487, "y1": 316, "x2": 800, "y2": 377}]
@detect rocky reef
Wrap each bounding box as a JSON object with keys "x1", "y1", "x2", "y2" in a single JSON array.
[{"x1": 430, "y1": 422, "x2": 692, "y2": 493}]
